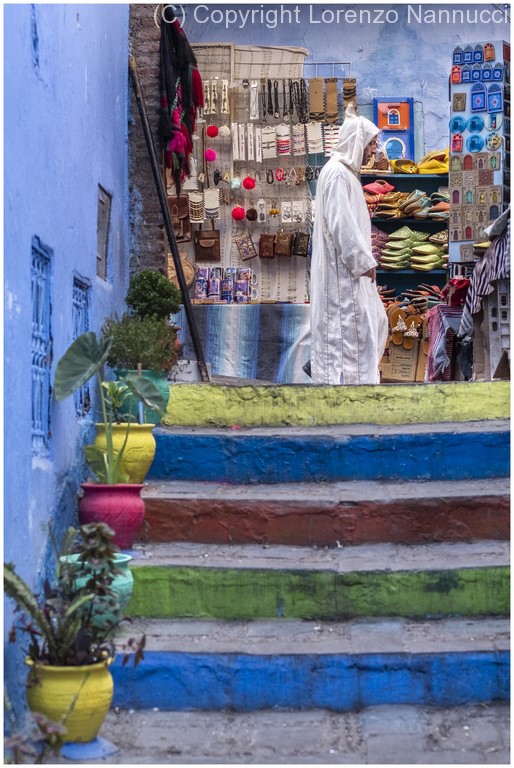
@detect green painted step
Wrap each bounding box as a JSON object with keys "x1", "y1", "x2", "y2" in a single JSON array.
[
  {"x1": 127, "y1": 541, "x2": 510, "y2": 621},
  {"x1": 163, "y1": 381, "x2": 509, "y2": 428}
]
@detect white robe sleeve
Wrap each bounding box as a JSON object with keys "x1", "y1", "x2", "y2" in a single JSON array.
[{"x1": 321, "y1": 171, "x2": 377, "y2": 278}]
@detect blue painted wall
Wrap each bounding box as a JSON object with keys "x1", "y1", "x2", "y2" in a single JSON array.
[
  {"x1": 4, "y1": 3, "x2": 129, "y2": 715},
  {"x1": 183, "y1": 2, "x2": 510, "y2": 156}
]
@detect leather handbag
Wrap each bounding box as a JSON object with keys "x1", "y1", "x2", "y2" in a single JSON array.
[
  {"x1": 259, "y1": 233, "x2": 276, "y2": 259},
  {"x1": 194, "y1": 229, "x2": 221, "y2": 262},
  {"x1": 235, "y1": 231, "x2": 258, "y2": 261},
  {"x1": 275, "y1": 231, "x2": 294, "y2": 257},
  {"x1": 293, "y1": 231, "x2": 310, "y2": 257},
  {"x1": 167, "y1": 195, "x2": 191, "y2": 243}
]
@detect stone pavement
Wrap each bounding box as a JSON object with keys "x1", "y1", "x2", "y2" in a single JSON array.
[{"x1": 59, "y1": 703, "x2": 510, "y2": 764}]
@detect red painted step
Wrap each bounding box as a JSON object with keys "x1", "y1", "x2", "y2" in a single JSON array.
[{"x1": 140, "y1": 478, "x2": 510, "y2": 547}]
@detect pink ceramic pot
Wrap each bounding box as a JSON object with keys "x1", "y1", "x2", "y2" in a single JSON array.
[{"x1": 78, "y1": 483, "x2": 145, "y2": 549}]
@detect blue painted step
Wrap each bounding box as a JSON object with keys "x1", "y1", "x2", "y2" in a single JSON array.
[
  {"x1": 112, "y1": 618, "x2": 510, "y2": 712},
  {"x1": 148, "y1": 422, "x2": 509, "y2": 483}
]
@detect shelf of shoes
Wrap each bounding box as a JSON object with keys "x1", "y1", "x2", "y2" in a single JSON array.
[{"x1": 362, "y1": 172, "x2": 449, "y2": 291}]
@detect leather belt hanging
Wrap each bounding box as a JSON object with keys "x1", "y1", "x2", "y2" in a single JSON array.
[{"x1": 309, "y1": 77, "x2": 325, "y2": 122}]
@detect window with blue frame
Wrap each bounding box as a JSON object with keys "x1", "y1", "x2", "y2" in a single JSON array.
[
  {"x1": 72, "y1": 275, "x2": 91, "y2": 417},
  {"x1": 31, "y1": 236, "x2": 52, "y2": 454}
]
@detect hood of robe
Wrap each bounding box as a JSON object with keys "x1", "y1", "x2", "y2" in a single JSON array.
[{"x1": 331, "y1": 103, "x2": 380, "y2": 175}]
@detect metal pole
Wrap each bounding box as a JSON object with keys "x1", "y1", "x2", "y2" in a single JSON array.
[{"x1": 129, "y1": 55, "x2": 211, "y2": 383}]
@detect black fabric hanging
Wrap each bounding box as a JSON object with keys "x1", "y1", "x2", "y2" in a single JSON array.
[{"x1": 158, "y1": 9, "x2": 203, "y2": 193}]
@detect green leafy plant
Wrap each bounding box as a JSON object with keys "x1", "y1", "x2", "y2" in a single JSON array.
[
  {"x1": 126, "y1": 269, "x2": 181, "y2": 320},
  {"x1": 102, "y1": 313, "x2": 180, "y2": 372},
  {"x1": 54, "y1": 331, "x2": 166, "y2": 483},
  {"x1": 4, "y1": 523, "x2": 145, "y2": 668},
  {"x1": 4, "y1": 692, "x2": 66, "y2": 764}
]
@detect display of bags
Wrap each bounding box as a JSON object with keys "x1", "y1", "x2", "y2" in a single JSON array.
[
  {"x1": 259, "y1": 233, "x2": 276, "y2": 259},
  {"x1": 275, "y1": 231, "x2": 295, "y2": 257},
  {"x1": 293, "y1": 231, "x2": 311, "y2": 257},
  {"x1": 167, "y1": 195, "x2": 191, "y2": 242},
  {"x1": 235, "y1": 230, "x2": 258, "y2": 261},
  {"x1": 194, "y1": 228, "x2": 221, "y2": 262}
]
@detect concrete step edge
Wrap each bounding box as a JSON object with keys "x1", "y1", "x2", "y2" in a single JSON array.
[
  {"x1": 116, "y1": 616, "x2": 510, "y2": 655},
  {"x1": 154, "y1": 419, "x2": 510, "y2": 438},
  {"x1": 141, "y1": 477, "x2": 511, "y2": 502},
  {"x1": 128, "y1": 540, "x2": 510, "y2": 573}
]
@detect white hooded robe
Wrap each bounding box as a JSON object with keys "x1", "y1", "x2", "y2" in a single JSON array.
[{"x1": 310, "y1": 106, "x2": 388, "y2": 385}]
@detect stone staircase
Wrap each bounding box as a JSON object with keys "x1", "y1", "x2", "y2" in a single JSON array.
[{"x1": 112, "y1": 382, "x2": 510, "y2": 714}]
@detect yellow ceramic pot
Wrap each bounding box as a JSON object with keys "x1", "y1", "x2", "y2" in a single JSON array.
[
  {"x1": 26, "y1": 659, "x2": 113, "y2": 743},
  {"x1": 94, "y1": 423, "x2": 156, "y2": 483}
]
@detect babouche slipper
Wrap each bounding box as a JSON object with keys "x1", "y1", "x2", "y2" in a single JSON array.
[{"x1": 388, "y1": 306, "x2": 408, "y2": 345}]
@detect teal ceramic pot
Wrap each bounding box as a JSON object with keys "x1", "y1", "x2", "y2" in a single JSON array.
[
  {"x1": 116, "y1": 369, "x2": 170, "y2": 424},
  {"x1": 60, "y1": 552, "x2": 134, "y2": 626}
]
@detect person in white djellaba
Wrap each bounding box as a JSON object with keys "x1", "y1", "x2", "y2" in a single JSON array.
[{"x1": 309, "y1": 104, "x2": 388, "y2": 385}]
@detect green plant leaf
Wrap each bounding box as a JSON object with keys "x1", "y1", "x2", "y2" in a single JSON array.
[
  {"x1": 84, "y1": 445, "x2": 129, "y2": 484},
  {"x1": 123, "y1": 374, "x2": 166, "y2": 416},
  {"x1": 54, "y1": 333, "x2": 112, "y2": 401}
]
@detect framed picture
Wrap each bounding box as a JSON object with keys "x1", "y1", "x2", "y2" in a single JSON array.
[{"x1": 373, "y1": 97, "x2": 415, "y2": 160}]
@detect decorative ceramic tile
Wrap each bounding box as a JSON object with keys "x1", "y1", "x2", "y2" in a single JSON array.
[
  {"x1": 488, "y1": 186, "x2": 503, "y2": 205},
  {"x1": 473, "y1": 45, "x2": 484, "y2": 63},
  {"x1": 462, "y1": 187, "x2": 476, "y2": 206},
  {"x1": 475, "y1": 154, "x2": 489, "y2": 171},
  {"x1": 450, "y1": 224, "x2": 463, "y2": 242},
  {"x1": 474, "y1": 207, "x2": 489, "y2": 226},
  {"x1": 462, "y1": 154, "x2": 475, "y2": 171},
  {"x1": 463, "y1": 170, "x2": 479, "y2": 187},
  {"x1": 463, "y1": 221, "x2": 475, "y2": 240},
  {"x1": 475, "y1": 187, "x2": 489, "y2": 207},
  {"x1": 485, "y1": 131, "x2": 503, "y2": 151},
  {"x1": 471, "y1": 82, "x2": 487, "y2": 111},
  {"x1": 453, "y1": 47, "x2": 463, "y2": 65},
  {"x1": 450, "y1": 187, "x2": 463, "y2": 206},
  {"x1": 451, "y1": 133, "x2": 464, "y2": 152},
  {"x1": 493, "y1": 63, "x2": 504, "y2": 80},
  {"x1": 450, "y1": 208, "x2": 462, "y2": 227},
  {"x1": 452, "y1": 92, "x2": 467, "y2": 112},
  {"x1": 478, "y1": 169, "x2": 494, "y2": 185},
  {"x1": 450, "y1": 171, "x2": 463, "y2": 187},
  {"x1": 463, "y1": 45, "x2": 474, "y2": 64},
  {"x1": 484, "y1": 43, "x2": 496, "y2": 61},
  {"x1": 488, "y1": 152, "x2": 502, "y2": 170},
  {"x1": 476, "y1": 223, "x2": 489, "y2": 240},
  {"x1": 487, "y1": 84, "x2": 503, "y2": 112},
  {"x1": 450, "y1": 156, "x2": 463, "y2": 172},
  {"x1": 451, "y1": 65, "x2": 462, "y2": 83},
  {"x1": 471, "y1": 64, "x2": 482, "y2": 82},
  {"x1": 482, "y1": 64, "x2": 492, "y2": 81},
  {"x1": 460, "y1": 243, "x2": 474, "y2": 261},
  {"x1": 463, "y1": 208, "x2": 475, "y2": 227}
]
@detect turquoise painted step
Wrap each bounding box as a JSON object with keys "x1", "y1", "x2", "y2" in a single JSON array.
[
  {"x1": 112, "y1": 618, "x2": 509, "y2": 711},
  {"x1": 148, "y1": 422, "x2": 509, "y2": 483},
  {"x1": 126, "y1": 542, "x2": 510, "y2": 620}
]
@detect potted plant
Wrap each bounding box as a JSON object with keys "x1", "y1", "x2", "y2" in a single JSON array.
[
  {"x1": 54, "y1": 331, "x2": 166, "y2": 547},
  {"x1": 4, "y1": 523, "x2": 145, "y2": 746},
  {"x1": 102, "y1": 269, "x2": 182, "y2": 424}
]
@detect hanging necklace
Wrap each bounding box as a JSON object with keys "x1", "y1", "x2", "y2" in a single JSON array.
[
  {"x1": 283, "y1": 80, "x2": 289, "y2": 122},
  {"x1": 288, "y1": 79, "x2": 294, "y2": 120},
  {"x1": 273, "y1": 80, "x2": 280, "y2": 118},
  {"x1": 261, "y1": 78, "x2": 267, "y2": 123},
  {"x1": 267, "y1": 79, "x2": 274, "y2": 117}
]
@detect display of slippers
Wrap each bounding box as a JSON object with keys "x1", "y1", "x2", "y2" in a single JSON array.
[
  {"x1": 362, "y1": 179, "x2": 395, "y2": 194},
  {"x1": 391, "y1": 159, "x2": 418, "y2": 174}
]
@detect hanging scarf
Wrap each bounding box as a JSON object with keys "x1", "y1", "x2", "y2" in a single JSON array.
[{"x1": 158, "y1": 13, "x2": 204, "y2": 193}]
